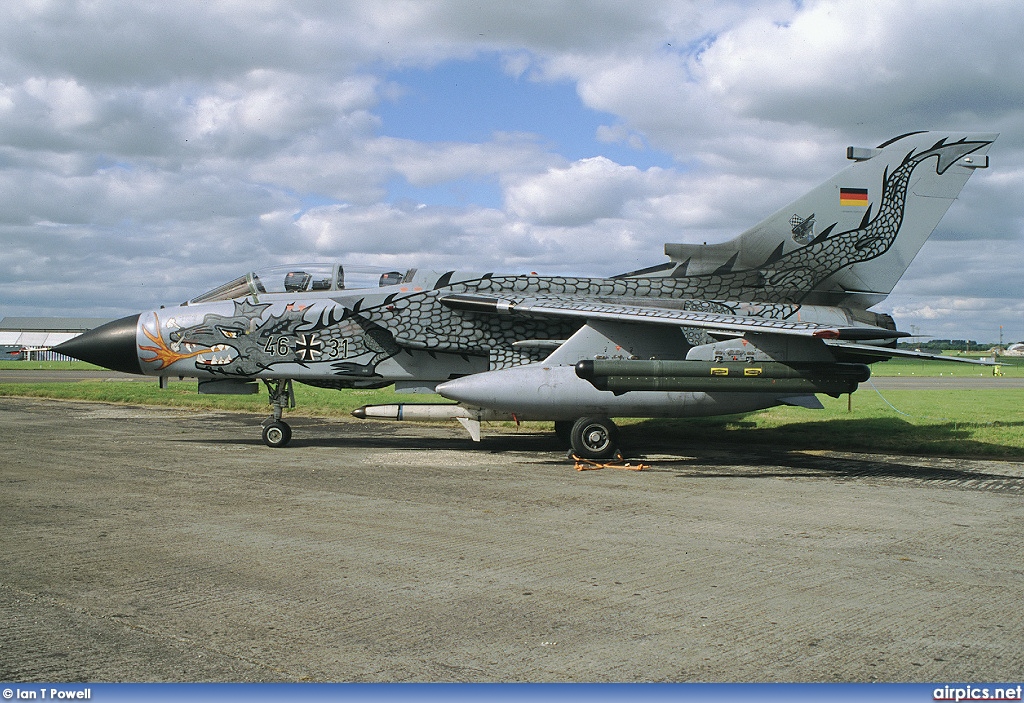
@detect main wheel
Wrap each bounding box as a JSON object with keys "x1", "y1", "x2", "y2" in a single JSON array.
[
  {"x1": 262, "y1": 420, "x2": 292, "y2": 448},
  {"x1": 570, "y1": 416, "x2": 619, "y2": 460}
]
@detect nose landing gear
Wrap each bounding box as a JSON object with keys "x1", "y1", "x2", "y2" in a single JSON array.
[{"x1": 261, "y1": 378, "x2": 295, "y2": 447}]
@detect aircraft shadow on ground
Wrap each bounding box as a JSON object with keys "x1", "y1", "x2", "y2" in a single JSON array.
[
  {"x1": 186, "y1": 412, "x2": 1024, "y2": 458},
  {"x1": 202, "y1": 435, "x2": 564, "y2": 453},
  {"x1": 171, "y1": 415, "x2": 1024, "y2": 489},
  {"x1": 657, "y1": 449, "x2": 1023, "y2": 488},
  {"x1": 172, "y1": 415, "x2": 560, "y2": 453},
  {"x1": 624, "y1": 417, "x2": 1024, "y2": 487},
  {"x1": 627, "y1": 416, "x2": 1024, "y2": 461}
]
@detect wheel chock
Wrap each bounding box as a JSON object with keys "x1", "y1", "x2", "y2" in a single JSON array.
[{"x1": 571, "y1": 454, "x2": 648, "y2": 471}]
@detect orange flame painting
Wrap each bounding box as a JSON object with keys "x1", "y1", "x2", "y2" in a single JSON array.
[{"x1": 138, "y1": 313, "x2": 209, "y2": 370}]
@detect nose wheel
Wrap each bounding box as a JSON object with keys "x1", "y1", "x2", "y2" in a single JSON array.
[
  {"x1": 261, "y1": 378, "x2": 295, "y2": 448},
  {"x1": 261, "y1": 419, "x2": 292, "y2": 448}
]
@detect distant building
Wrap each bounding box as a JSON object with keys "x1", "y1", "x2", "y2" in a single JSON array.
[
  {"x1": 0, "y1": 317, "x2": 112, "y2": 361},
  {"x1": 1004, "y1": 343, "x2": 1024, "y2": 357}
]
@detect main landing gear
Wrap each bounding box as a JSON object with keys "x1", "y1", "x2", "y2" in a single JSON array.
[
  {"x1": 261, "y1": 378, "x2": 295, "y2": 448},
  {"x1": 565, "y1": 416, "x2": 622, "y2": 461}
]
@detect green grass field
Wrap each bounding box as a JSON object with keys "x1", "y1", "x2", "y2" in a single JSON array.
[
  {"x1": 3, "y1": 357, "x2": 1022, "y2": 459},
  {"x1": 629, "y1": 389, "x2": 1024, "y2": 458},
  {"x1": 0, "y1": 360, "x2": 102, "y2": 370}
]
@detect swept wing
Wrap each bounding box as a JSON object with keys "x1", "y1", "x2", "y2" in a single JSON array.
[{"x1": 438, "y1": 293, "x2": 904, "y2": 342}]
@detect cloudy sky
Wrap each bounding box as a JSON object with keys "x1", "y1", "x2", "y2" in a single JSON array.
[{"x1": 1, "y1": 0, "x2": 1022, "y2": 341}]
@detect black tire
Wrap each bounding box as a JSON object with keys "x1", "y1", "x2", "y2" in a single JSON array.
[
  {"x1": 553, "y1": 420, "x2": 573, "y2": 444},
  {"x1": 262, "y1": 420, "x2": 292, "y2": 448},
  {"x1": 570, "y1": 416, "x2": 619, "y2": 460}
]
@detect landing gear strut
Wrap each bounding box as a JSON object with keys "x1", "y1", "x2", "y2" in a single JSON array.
[
  {"x1": 261, "y1": 378, "x2": 294, "y2": 448},
  {"x1": 569, "y1": 416, "x2": 621, "y2": 461}
]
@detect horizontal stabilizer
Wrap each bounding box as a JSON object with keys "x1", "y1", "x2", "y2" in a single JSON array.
[{"x1": 824, "y1": 341, "x2": 997, "y2": 365}]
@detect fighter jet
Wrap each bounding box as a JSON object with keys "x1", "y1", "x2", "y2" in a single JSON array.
[{"x1": 56, "y1": 131, "x2": 997, "y2": 459}]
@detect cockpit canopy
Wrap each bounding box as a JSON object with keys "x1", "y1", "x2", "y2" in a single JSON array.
[{"x1": 189, "y1": 264, "x2": 414, "y2": 304}]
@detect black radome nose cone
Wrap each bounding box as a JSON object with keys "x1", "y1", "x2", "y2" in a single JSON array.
[{"x1": 53, "y1": 314, "x2": 143, "y2": 374}]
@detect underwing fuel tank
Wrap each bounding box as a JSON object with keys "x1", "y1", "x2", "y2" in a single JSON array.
[
  {"x1": 575, "y1": 360, "x2": 870, "y2": 397},
  {"x1": 434, "y1": 363, "x2": 800, "y2": 421}
]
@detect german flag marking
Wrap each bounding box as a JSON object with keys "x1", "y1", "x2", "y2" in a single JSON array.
[{"x1": 840, "y1": 187, "x2": 869, "y2": 206}]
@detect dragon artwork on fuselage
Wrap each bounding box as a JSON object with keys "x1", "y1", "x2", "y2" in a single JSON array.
[
  {"x1": 140, "y1": 301, "x2": 403, "y2": 381},
  {"x1": 138, "y1": 137, "x2": 987, "y2": 383}
]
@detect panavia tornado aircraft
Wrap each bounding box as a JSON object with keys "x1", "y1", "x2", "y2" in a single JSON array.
[{"x1": 56, "y1": 131, "x2": 996, "y2": 459}]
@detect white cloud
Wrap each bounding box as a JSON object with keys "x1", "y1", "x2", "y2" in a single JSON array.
[
  {"x1": 23, "y1": 77, "x2": 98, "y2": 129},
  {"x1": 505, "y1": 157, "x2": 669, "y2": 226},
  {"x1": 694, "y1": 1, "x2": 1024, "y2": 130}
]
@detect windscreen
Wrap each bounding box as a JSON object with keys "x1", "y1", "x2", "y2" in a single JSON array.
[
  {"x1": 188, "y1": 274, "x2": 255, "y2": 304},
  {"x1": 188, "y1": 263, "x2": 412, "y2": 303}
]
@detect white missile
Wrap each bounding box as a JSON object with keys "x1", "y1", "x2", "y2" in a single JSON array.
[
  {"x1": 351, "y1": 403, "x2": 506, "y2": 421},
  {"x1": 350, "y1": 403, "x2": 513, "y2": 441}
]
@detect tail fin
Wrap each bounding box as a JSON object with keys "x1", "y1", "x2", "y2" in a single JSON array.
[{"x1": 659, "y1": 131, "x2": 997, "y2": 307}]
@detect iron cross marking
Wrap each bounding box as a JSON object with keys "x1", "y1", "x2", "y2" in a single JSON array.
[{"x1": 295, "y1": 333, "x2": 323, "y2": 362}]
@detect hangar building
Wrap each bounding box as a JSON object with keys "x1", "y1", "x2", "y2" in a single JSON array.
[{"x1": 0, "y1": 317, "x2": 112, "y2": 361}]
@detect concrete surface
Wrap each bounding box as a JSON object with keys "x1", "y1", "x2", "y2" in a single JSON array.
[{"x1": 1, "y1": 397, "x2": 1022, "y2": 682}]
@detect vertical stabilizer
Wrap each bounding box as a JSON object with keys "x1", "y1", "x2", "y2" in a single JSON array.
[{"x1": 659, "y1": 131, "x2": 997, "y2": 307}]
